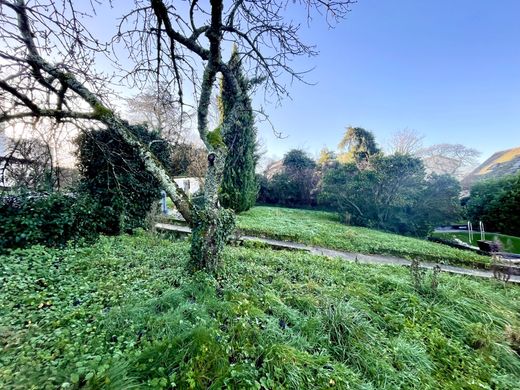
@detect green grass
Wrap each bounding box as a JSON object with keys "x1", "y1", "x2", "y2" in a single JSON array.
[
  {"x1": 237, "y1": 206, "x2": 490, "y2": 267},
  {"x1": 431, "y1": 231, "x2": 520, "y2": 254},
  {"x1": 1, "y1": 232, "x2": 519, "y2": 389}
]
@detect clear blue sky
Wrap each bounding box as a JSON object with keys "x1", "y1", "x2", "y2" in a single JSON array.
[{"x1": 257, "y1": 0, "x2": 520, "y2": 162}]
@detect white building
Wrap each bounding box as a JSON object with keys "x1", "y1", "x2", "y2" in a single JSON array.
[{"x1": 173, "y1": 177, "x2": 202, "y2": 196}]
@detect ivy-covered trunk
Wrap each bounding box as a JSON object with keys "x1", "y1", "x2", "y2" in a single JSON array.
[{"x1": 189, "y1": 149, "x2": 235, "y2": 272}]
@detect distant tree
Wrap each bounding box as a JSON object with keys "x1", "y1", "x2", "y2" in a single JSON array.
[
  {"x1": 410, "y1": 174, "x2": 462, "y2": 235},
  {"x1": 319, "y1": 154, "x2": 460, "y2": 236},
  {"x1": 319, "y1": 162, "x2": 376, "y2": 223},
  {"x1": 265, "y1": 149, "x2": 317, "y2": 206},
  {"x1": 317, "y1": 147, "x2": 337, "y2": 166},
  {"x1": 387, "y1": 128, "x2": 424, "y2": 155},
  {"x1": 466, "y1": 173, "x2": 520, "y2": 237},
  {"x1": 126, "y1": 87, "x2": 189, "y2": 145},
  {"x1": 364, "y1": 154, "x2": 425, "y2": 232},
  {"x1": 218, "y1": 47, "x2": 259, "y2": 212},
  {"x1": 3, "y1": 137, "x2": 52, "y2": 190},
  {"x1": 283, "y1": 149, "x2": 316, "y2": 173},
  {"x1": 2, "y1": 127, "x2": 78, "y2": 191},
  {"x1": 338, "y1": 127, "x2": 380, "y2": 166},
  {"x1": 418, "y1": 143, "x2": 480, "y2": 179}
]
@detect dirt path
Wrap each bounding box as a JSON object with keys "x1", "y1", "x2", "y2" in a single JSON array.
[{"x1": 156, "y1": 223, "x2": 520, "y2": 284}]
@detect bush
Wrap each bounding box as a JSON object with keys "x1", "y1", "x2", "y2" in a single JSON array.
[
  {"x1": 0, "y1": 191, "x2": 101, "y2": 252},
  {"x1": 466, "y1": 173, "x2": 520, "y2": 236},
  {"x1": 260, "y1": 150, "x2": 317, "y2": 207},
  {"x1": 319, "y1": 155, "x2": 461, "y2": 237},
  {"x1": 76, "y1": 124, "x2": 171, "y2": 234}
]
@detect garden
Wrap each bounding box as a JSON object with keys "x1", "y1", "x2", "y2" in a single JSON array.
[
  {"x1": 1, "y1": 1, "x2": 519, "y2": 389},
  {"x1": 2, "y1": 232, "x2": 520, "y2": 389}
]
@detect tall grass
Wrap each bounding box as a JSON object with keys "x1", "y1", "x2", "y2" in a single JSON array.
[
  {"x1": 237, "y1": 206, "x2": 490, "y2": 267},
  {"x1": 1, "y1": 232, "x2": 519, "y2": 389}
]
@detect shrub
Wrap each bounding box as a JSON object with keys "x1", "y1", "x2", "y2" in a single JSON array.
[
  {"x1": 0, "y1": 191, "x2": 101, "y2": 252},
  {"x1": 261, "y1": 150, "x2": 318, "y2": 207},
  {"x1": 319, "y1": 155, "x2": 461, "y2": 237},
  {"x1": 76, "y1": 124, "x2": 171, "y2": 234},
  {"x1": 466, "y1": 173, "x2": 520, "y2": 236}
]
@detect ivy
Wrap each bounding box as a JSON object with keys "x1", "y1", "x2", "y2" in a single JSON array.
[
  {"x1": 189, "y1": 194, "x2": 235, "y2": 273},
  {"x1": 76, "y1": 124, "x2": 171, "y2": 234}
]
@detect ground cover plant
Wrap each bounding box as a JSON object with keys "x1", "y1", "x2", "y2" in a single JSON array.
[
  {"x1": 237, "y1": 206, "x2": 490, "y2": 267},
  {"x1": 1, "y1": 232, "x2": 519, "y2": 389}
]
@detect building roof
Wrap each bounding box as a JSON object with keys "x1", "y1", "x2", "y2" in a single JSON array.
[{"x1": 462, "y1": 146, "x2": 520, "y2": 188}]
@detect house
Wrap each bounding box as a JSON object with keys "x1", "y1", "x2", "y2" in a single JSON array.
[{"x1": 462, "y1": 146, "x2": 520, "y2": 189}]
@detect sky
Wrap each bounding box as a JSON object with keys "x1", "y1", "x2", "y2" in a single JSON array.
[
  {"x1": 257, "y1": 0, "x2": 520, "y2": 162},
  {"x1": 4, "y1": 0, "x2": 518, "y2": 165}
]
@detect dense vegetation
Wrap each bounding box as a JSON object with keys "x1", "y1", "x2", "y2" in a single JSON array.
[
  {"x1": 466, "y1": 173, "x2": 520, "y2": 237},
  {"x1": 219, "y1": 47, "x2": 259, "y2": 212},
  {"x1": 0, "y1": 124, "x2": 170, "y2": 253},
  {"x1": 76, "y1": 124, "x2": 171, "y2": 234},
  {"x1": 237, "y1": 206, "x2": 489, "y2": 267},
  {"x1": 0, "y1": 192, "x2": 102, "y2": 252},
  {"x1": 259, "y1": 149, "x2": 317, "y2": 207},
  {"x1": 260, "y1": 129, "x2": 462, "y2": 238},
  {"x1": 1, "y1": 232, "x2": 519, "y2": 389},
  {"x1": 319, "y1": 155, "x2": 461, "y2": 237}
]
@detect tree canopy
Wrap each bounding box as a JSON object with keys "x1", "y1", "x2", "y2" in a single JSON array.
[
  {"x1": 338, "y1": 127, "x2": 381, "y2": 165},
  {"x1": 0, "y1": 0, "x2": 355, "y2": 271},
  {"x1": 319, "y1": 153, "x2": 462, "y2": 237}
]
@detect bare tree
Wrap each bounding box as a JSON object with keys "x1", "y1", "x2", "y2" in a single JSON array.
[
  {"x1": 418, "y1": 143, "x2": 481, "y2": 179},
  {"x1": 387, "y1": 128, "x2": 424, "y2": 156},
  {"x1": 1, "y1": 121, "x2": 78, "y2": 190},
  {"x1": 0, "y1": 0, "x2": 355, "y2": 271},
  {"x1": 126, "y1": 86, "x2": 193, "y2": 145}
]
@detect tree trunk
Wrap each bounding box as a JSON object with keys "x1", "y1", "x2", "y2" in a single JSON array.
[{"x1": 190, "y1": 148, "x2": 235, "y2": 272}]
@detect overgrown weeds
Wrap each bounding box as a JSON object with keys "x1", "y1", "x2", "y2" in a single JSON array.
[
  {"x1": 1, "y1": 232, "x2": 519, "y2": 389},
  {"x1": 237, "y1": 206, "x2": 490, "y2": 267}
]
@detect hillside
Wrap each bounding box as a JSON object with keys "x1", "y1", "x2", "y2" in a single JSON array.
[
  {"x1": 1, "y1": 233, "x2": 519, "y2": 389},
  {"x1": 237, "y1": 206, "x2": 490, "y2": 267},
  {"x1": 462, "y1": 146, "x2": 520, "y2": 188}
]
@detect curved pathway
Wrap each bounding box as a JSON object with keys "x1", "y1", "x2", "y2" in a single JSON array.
[{"x1": 156, "y1": 223, "x2": 520, "y2": 284}]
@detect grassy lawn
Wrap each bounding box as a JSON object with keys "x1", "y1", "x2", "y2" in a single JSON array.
[
  {"x1": 1, "y1": 232, "x2": 519, "y2": 389},
  {"x1": 431, "y1": 231, "x2": 520, "y2": 254},
  {"x1": 237, "y1": 206, "x2": 490, "y2": 267}
]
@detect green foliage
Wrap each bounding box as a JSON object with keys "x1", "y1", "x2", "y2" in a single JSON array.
[
  {"x1": 337, "y1": 127, "x2": 381, "y2": 164},
  {"x1": 413, "y1": 174, "x2": 462, "y2": 234},
  {"x1": 190, "y1": 194, "x2": 236, "y2": 273},
  {"x1": 76, "y1": 124, "x2": 171, "y2": 234},
  {"x1": 1, "y1": 232, "x2": 519, "y2": 389},
  {"x1": 0, "y1": 192, "x2": 102, "y2": 252},
  {"x1": 317, "y1": 147, "x2": 337, "y2": 166},
  {"x1": 237, "y1": 206, "x2": 489, "y2": 267},
  {"x1": 282, "y1": 149, "x2": 317, "y2": 172},
  {"x1": 219, "y1": 47, "x2": 259, "y2": 212},
  {"x1": 261, "y1": 149, "x2": 317, "y2": 207},
  {"x1": 466, "y1": 173, "x2": 520, "y2": 237},
  {"x1": 319, "y1": 154, "x2": 462, "y2": 237},
  {"x1": 206, "y1": 127, "x2": 225, "y2": 148}
]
